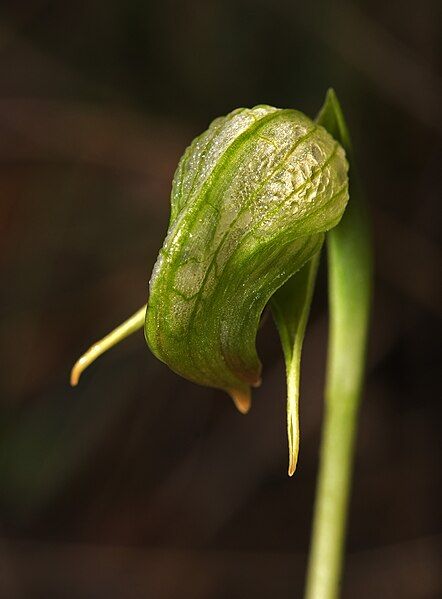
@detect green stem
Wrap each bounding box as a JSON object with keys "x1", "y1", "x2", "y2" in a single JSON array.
[
  {"x1": 304, "y1": 392, "x2": 359, "y2": 599},
  {"x1": 305, "y1": 204, "x2": 371, "y2": 598},
  {"x1": 305, "y1": 90, "x2": 372, "y2": 599}
]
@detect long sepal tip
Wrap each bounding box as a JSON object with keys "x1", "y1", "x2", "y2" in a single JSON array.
[{"x1": 70, "y1": 305, "x2": 147, "y2": 387}]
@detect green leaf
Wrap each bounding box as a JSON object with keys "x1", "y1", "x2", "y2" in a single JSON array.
[
  {"x1": 144, "y1": 106, "x2": 349, "y2": 413},
  {"x1": 316, "y1": 89, "x2": 372, "y2": 410},
  {"x1": 304, "y1": 89, "x2": 373, "y2": 597}
]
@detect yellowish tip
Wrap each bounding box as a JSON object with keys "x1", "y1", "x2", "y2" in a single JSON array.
[
  {"x1": 229, "y1": 387, "x2": 251, "y2": 414},
  {"x1": 69, "y1": 305, "x2": 146, "y2": 388},
  {"x1": 70, "y1": 343, "x2": 102, "y2": 386},
  {"x1": 288, "y1": 452, "x2": 298, "y2": 477},
  {"x1": 70, "y1": 363, "x2": 81, "y2": 386},
  {"x1": 287, "y1": 404, "x2": 299, "y2": 476}
]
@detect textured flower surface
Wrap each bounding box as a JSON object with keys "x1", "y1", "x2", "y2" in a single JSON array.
[
  {"x1": 71, "y1": 95, "x2": 354, "y2": 476},
  {"x1": 145, "y1": 105, "x2": 349, "y2": 414},
  {"x1": 70, "y1": 92, "x2": 371, "y2": 596}
]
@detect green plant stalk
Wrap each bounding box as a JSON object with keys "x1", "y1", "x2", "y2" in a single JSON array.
[{"x1": 305, "y1": 91, "x2": 372, "y2": 599}]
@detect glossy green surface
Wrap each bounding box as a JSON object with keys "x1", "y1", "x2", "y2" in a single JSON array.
[
  {"x1": 145, "y1": 105, "x2": 349, "y2": 410},
  {"x1": 271, "y1": 251, "x2": 321, "y2": 474},
  {"x1": 304, "y1": 89, "x2": 373, "y2": 599}
]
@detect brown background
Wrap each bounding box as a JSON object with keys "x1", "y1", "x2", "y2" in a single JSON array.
[{"x1": 0, "y1": 1, "x2": 440, "y2": 597}]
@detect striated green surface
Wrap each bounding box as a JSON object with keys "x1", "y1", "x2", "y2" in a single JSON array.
[
  {"x1": 145, "y1": 105, "x2": 349, "y2": 410},
  {"x1": 304, "y1": 89, "x2": 373, "y2": 599}
]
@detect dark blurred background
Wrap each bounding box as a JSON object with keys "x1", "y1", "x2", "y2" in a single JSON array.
[{"x1": 0, "y1": 1, "x2": 440, "y2": 597}]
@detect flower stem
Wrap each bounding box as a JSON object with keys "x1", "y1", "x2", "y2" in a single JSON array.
[
  {"x1": 305, "y1": 90, "x2": 373, "y2": 599},
  {"x1": 304, "y1": 391, "x2": 360, "y2": 599},
  {"x1": 305, "y1": 195, "x2": 371, "y2": 599}
]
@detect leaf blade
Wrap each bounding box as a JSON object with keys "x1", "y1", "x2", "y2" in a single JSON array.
[{"x1": 316, "y1": 88, "x2": 372, "y2": 408}]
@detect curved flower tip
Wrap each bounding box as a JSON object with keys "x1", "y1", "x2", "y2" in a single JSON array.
[
  {"x1": 287, "y1": 408, "x2": 300, "y2": 476},
  {"x1": 70, "y1": 357, "x2": 83, "y2": 386},
  {"x1": 288, "y1": 414, "x2": 300, "y2": 476},
  {"x1": 70, "y1": 305, "x2": 146, "y2": 387},
  {"x1": 70, "y1": 343, "x2": 102, "y2": 386},
  {"x1": 288, "y1": 452, "x2": 298, "y2": 477},
  {"x1": 228, "y1": 387, "x2": 252, "y2": 414}
]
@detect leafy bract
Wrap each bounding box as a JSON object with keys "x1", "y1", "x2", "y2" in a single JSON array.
[
  {"x1": 303, "y1": 90, "x2": 372, "y2": 596},
  {"x1": 316, "y1": 90, "x2": 372, "y2": 409}
]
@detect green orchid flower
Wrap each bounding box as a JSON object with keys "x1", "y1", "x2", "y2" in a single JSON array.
[{"x1": 71, "y1": 89, "x2": 372, "y2": 599}]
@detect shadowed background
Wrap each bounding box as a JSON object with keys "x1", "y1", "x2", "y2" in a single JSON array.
[{"x1": 0, "y1": 1, "x2": 440, "y2": 597}]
